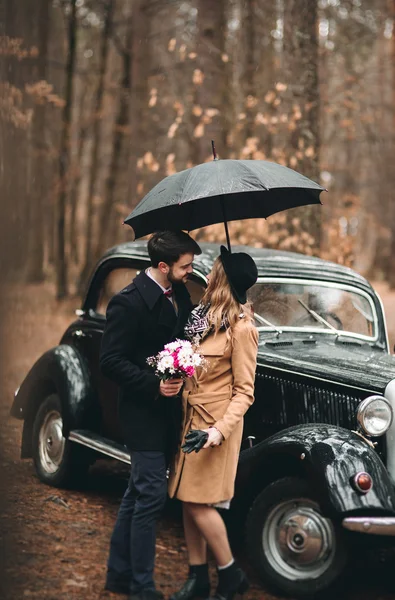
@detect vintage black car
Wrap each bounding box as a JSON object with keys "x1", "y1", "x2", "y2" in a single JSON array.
[{"x1": 11, "y1": 242, "x2": 395, "y2": 598}]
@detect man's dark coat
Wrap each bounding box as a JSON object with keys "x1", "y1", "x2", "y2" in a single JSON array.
[{"x1": 100, "y1": 271, "x2": 193, "y2": 453}]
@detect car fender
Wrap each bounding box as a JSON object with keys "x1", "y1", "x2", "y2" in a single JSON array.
[
  {"x1": 237, "y1": 423, "x2": 395, "y2": 517},
  {"x1": 10, "y1": 345, "x2": 96, "y2": 457}
]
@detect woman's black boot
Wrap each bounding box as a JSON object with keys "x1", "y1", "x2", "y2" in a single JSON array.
[
  {"x1": 209, "y1": 563, "x2": 249, "y2": 600},
  {"x1": 170, "y1": 564, "x2": 210, "y2": 600}
]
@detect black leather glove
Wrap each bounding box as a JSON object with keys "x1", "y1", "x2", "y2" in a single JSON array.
[{"x1": 181, "y1": 429, "x2": 209, "y2": 454}]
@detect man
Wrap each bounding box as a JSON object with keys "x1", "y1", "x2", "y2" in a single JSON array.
[{"x1": 100, "y1": 230, "x2": 202, "y2": 600}]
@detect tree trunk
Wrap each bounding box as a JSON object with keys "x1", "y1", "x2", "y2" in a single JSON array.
[
  {"x1": 3, "y1": 0, "x2": 33, "y2": 275},
  {"x1": 282, "y1": 0, "x2": 321, "y2": 253},
  {"x1": 69, "y1": 82, "x2": 90, "y2": 265},
  {"x1": 233, "y1": 0, "x2": 277, "y2": 160},
  {"x1": 194, "y1": 0, "x2": 228, "y2": 162},
  {"x1": 56, "y1": 0, "x2": 77, "y2": 298},
  {"x1": 78, "y1": 0, "x2": 114, "y2": 292},
  {"x1": 243, "y1": 0, "x2": 255, "y2": 143},
  {"x1": 25, "y1": 0, "x2": 50, "y2": 283},
  {"x1": 96, "y1": 32, "x2": 132, "y2": 257},
  {"x1": 127, "y1": 0, "x2": 150, "y2": 213},
  {"x1": 389, "y1": 0, "x2": 395, "y2": 288},
  {"x1": 46, "y1": 4, "x2": 66, "y2": 270}
]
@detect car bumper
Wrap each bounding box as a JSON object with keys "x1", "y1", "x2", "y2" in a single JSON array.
[{"x1": 343, "y1": 516, "x2": 395, "y2": 535}]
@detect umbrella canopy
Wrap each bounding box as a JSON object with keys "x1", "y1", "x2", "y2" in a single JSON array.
[{"x1": 124, "y1": 159, "x2": 325, "y2": 243}]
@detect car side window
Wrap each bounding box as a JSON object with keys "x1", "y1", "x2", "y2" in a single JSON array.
[
  {"x1": 186, "y1": 278, "x2": 206, "y2": 306},
  {"x1": 96, "y1": 267, "x2": 140, "y2": 316}
]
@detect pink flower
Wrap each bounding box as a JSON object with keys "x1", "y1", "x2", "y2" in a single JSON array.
[
  {"x1": 172, "y1": 351, "x2": 179, "y2": 368},
  {"x1": 185, "y1": 365, "x2": 195, "y2": 377}
]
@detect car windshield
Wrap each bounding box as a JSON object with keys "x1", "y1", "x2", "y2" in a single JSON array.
[{"x1": 248, "y1": 279, "x2": 377, "y2": 339}]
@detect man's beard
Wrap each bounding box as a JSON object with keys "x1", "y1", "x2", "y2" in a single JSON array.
[{"x1": 168, "y1": 268, "x2": 188, "y2": 284}]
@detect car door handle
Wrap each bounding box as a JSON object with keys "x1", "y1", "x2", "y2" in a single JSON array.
[{"x1": 72, "y1": 329, "x2": 87, "y2": 338}]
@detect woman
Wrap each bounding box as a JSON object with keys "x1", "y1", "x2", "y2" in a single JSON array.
[{"x1": 168, "y1": 245, "x2": 259, "y2": 600}]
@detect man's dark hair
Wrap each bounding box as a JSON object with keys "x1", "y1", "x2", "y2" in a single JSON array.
[{"x1": 148, "y1": 231, "x2": 202, "y2": 267}]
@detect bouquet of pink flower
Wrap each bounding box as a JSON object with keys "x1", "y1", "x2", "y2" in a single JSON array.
[{"x1": 147, "y1": 339, "x2": 206, "y2": 381}]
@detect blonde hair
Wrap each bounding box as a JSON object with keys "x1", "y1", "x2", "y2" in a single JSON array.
[{"x1": 201, "y1": 257, "x2": 254, "y2": 334}]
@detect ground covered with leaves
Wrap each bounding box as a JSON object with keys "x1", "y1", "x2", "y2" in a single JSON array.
[{"x1": 1, "y1": 282, "x2": 395, "y2": 600}]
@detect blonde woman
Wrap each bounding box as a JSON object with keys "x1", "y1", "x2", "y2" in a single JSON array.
[{"x1": 168, "y1": 246, "x2": 259, "y2": 600}]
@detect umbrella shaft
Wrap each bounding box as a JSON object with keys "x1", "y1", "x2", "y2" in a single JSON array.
[{"x1": 220, "y1": 195, "x2": 231, "y2": 251}]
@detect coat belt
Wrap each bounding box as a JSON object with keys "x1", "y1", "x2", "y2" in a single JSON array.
[
  {"x1": 184, "y1": 387, "x2": 232, "y2": 426},
  {"x1": 185, "y1": 387, "x2": 231, "y2": 406}
]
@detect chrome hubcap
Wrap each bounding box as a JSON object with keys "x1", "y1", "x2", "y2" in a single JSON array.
[
  {"x1": 263, "y1": 498, "x2": 336, "y2": 580},
  {"x1": 38, "y1": 410, "x2": 65, "y2": 474}
]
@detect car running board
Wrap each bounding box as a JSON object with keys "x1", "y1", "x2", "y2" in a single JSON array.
[{"x1": 68, "y1": 429, "x2": 131, "y2": 464}]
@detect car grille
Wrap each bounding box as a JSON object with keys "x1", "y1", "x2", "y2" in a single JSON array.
[{"x1": 255, "y1": 370, "x2": 368, "y2": 431}]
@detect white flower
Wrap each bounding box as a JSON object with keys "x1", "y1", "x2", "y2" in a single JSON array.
[
  {"x1": 158, "y1": 355, "x2": 174, "y2": 372},
  {"x1": 177, "y1": 352, "x2": 192, "y2": 368},
  {"x1": 192, "y1": 354, "x2": 202, "y2": 367},
  {"x1": 179, "y1": 339, "x2": 193, "y2": 350},
  {"x1": 165, "y1": 341, "x2": 181, "y2": 352}
]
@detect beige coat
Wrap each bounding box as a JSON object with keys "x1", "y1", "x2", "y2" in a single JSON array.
[{"x1": 168, "y1": 318, "x2": 258, "y2": 504}]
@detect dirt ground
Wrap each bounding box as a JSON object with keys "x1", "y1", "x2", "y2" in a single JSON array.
[{"x1": 1, "y1": 281, "x2": 395, "y2": 600}]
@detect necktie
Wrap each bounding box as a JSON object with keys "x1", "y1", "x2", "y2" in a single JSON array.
[{"x1": 164, "y1": 289, "x2": 173, "y2": 297}]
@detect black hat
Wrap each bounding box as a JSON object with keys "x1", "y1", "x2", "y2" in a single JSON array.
[{"x1": 220, "y1": 245, "x2": 258, "y2": 305}]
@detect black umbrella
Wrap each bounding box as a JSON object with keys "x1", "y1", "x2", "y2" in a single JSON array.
[{"x1": 124, "y1": 147, "x2": 325, "y2": 250}]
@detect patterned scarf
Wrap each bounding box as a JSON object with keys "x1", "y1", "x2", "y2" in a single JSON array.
[{"x1": 184, "y1": 302, "x2": 229, "y2": 345}]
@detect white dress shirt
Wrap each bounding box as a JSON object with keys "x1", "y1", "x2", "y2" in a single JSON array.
[{"x1": 146, "y1": 268, "x2": 176, "y2": 310}]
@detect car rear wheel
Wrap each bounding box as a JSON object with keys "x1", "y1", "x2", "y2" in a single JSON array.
[
  {"x1": 246, "y1": 477, "x2": 348, "y2": 598},
  {"x1": 32, "y1": 393, "x2": 89, "y2": 487}
]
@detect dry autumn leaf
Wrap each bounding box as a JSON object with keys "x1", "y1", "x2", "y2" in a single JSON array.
[
  {"x1": 192, "y1": 69, "x2": 204, "y2": 85},
  {"x1": 264, "y1": 90, "x2": 276, "y2": 104},
  {"x1": 143, "y1": 151, "x2": 154, "y2": 165},
  {"x1": 194, "y1": 123, "x2": 205, "y2": 138},
  {"x1": 205, "y1": 107, "x2": 219, "y2": 118},
  {"x1": 149, "y1": 88, "x2": 157, "y2": 108},
  {"x1": 246, "y1": 95, "x2": 258, "y2": 109},
  {"x1": 179, "y1": 44, "x2": 186, "y2": 61},
  {"x1": 167, "y1": 122, "x2": 179, "y2": 138},
  {"x1": 305, "y1": 146, "x2": 315, "y2": 158}
]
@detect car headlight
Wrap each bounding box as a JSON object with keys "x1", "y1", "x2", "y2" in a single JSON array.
[{"x1": 357, "y1": 395, "x2": 393, "y2": 436}]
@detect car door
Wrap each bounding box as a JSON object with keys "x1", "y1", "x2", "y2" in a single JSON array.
[{"x1": 75, "y1": 258, "x2": 149, "y2": 442}]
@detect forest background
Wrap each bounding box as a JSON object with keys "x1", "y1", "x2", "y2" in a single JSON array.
[{"x1": 1, "y1": 0, "x2": 395, "y2": 300}]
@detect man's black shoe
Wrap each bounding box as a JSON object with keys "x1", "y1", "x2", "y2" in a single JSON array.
[
  {"x1": 105, "y1": 580, "x2": 130, "y2": 595},
  {"x1": 129, "y1": 589, "x2": 164, "y2": 600}
]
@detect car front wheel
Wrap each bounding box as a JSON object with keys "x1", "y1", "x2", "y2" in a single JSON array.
[
  {"x1": 246, "y1": 476, "x2": 348, "y2": 598},
  {"x1": 32, "y1": 393, "x2": 89, "y2": 487}
]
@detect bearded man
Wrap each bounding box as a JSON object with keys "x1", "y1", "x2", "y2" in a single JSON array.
[{"x1": 100, "y1": 230, "x2": 202, "y2": 600}]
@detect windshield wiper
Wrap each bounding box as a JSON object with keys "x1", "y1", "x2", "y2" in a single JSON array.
[
  {"x1": 298, "y1": 301, "x2": 373, "y2": 346},
  {"x1": 255, "y1": 313, "x2": 283, "y2": 336},
  {"x1": 298, "y1": 299, "x2": 339, "y2": 334},
  {"x1": 335, "y1": 336, "x2": 364, "y2": 346}
]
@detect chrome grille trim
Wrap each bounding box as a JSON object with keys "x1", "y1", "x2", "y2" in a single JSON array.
[
  {"x1": 256, "y1": 371, "x2": 367, "y2": 430},
  {"x1": 256, "y1": 362, "x2": 380, "y2": 394}
]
